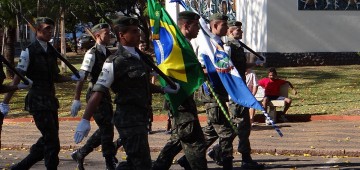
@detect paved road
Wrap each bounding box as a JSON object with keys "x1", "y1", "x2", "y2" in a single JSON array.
[
  {"x1": 1, "y1": 118, "x2": 360, "y2": 169},
  {"x1": 1, "y1": 149, "x2": 360, "y2": 170}
]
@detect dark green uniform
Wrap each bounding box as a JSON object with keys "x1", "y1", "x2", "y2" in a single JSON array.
[
  {"x1": 176, "y1": 73, "x2": 236, "y2": 170},
  {"x1": 152, "y1": 95, "x2": 207, "y2": 170},
  {"x1": 12, "y1": 41, "x2": 61, "y2": 170},
  {"x1": 201, "y1": 82, "x2": 236, "y2": 162},
  {"x1": 77, "y1": 45, "x2": 115, "y2": 159},
  {"x1": 210, "y1": 37, "x2": 253, "y2": 164},
  {"x1": 93, "y1": 46, "x2": 152, "y2": 170},
  {"x1": 227, "y1": 37, "x2": 252, "y2": 155}
]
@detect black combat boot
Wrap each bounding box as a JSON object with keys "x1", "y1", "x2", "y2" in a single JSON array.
[
  {"x1": 241, "y1": 152, "x2": 264, "y2": 169},
  {"x1": 71, "y1": 149, "x2": 86, "y2": 170},
  {"x1": 208, "y1": 144, "x2": 223, "y2": 166},
  {"x1": 10, "y1": 154, "x2": 42, "y2": 170},
  {"x1": 105, "y1": 155, "x2": 116, "y2": 170},
  {"x1": 177, "y1": 156, "x2": 192, "y2": 170},
  {"x1": 222, "y1": 157, "x2": 233, "y2": 170}
]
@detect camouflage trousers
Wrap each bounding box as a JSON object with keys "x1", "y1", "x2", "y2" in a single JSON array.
[
  {"x1": 209, "y1": 101, "x2": 252, "y2": 163},
  {"x1": 78, "y1": 100, "x2": 115, "y2": 157},
  {"x1": 153, "y1": 120, "x2": 207, "y2": 170},
  {"x1": 13, "y1": 111, "x2": 60, "y2": 170},
  {"x1": 202, "y1": 101, "x2": 236, "y2": 159},
  {"x1": 228, "y1": 101, "x2": 251, "y2": 154},
  {"x1": 115, "y1": 125, "x2": 151, "y2": 170}
]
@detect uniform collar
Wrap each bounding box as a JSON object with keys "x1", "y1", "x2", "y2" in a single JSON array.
[
  {"x1": 96, "y1": 43, "x2": 107, "y2": 55},
  {"x1": 37, "y1": 39, "x2": 48, "y2": 52},
  {"x1": 123, "y1": 46, "x2": 140, "y2": 59}
]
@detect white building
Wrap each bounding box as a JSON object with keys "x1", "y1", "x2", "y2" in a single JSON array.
[{"x1": 166, "y1": 0, "x2": 360, "y2": 66}]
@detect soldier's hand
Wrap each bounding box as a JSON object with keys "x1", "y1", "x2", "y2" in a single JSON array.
[
  {"x1": 71, "y1": 71, "x2": 85, "y2": 81},
  {"x1": 0, "y1": 102, "x2": 10, "y2": 117},
  {"x1": 71, "y1": 100, "x2": 81, "y2": 117},
  {"x1": 74, "y1": 118, "x2": 91, "y2": 144},
  {"x1": 17, "y1": 77, "x2": 33, "y2": 90},
  {"x1": 162, "y1": 82, "x2": 180, "y2": 94}
]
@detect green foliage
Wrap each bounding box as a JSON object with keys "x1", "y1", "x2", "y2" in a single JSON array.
[{"x1": 3, "y1": 53, "x2": 360, "y2": 118}]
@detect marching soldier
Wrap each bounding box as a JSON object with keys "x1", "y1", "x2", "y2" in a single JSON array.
[
  {"x1": 2, "y1": 17, "x2": 84, "y2": 170},
  {"x1": 152, "y1": 11, "x2": 207, "y2": 170},
  {"x1": 177, "y1": 13, "x2": 236, "y2": 170},
  {"x1": 70, "y1": 23, "x2": 117, "y2": 170},
  {"x1": 73, "y1": 16, "x2": 179, "y2": 170},
  {"x1": 208, "y1": 20, "x2": 265, "y2": 169}
]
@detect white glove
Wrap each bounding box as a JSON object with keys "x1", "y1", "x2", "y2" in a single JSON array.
[
  {"x1": 71, "y1": 100, "x2": 81, "y2": 117},
  {"x1": 0, "y1": 103, "x2": 10, "y2": 117},
  {"x1": 71, "y1": 71, "x2": 85, "y2": 81},
  {"x1": 162, "y1": 82, "x2": 180, "y2": 94},
  {"x1": 255, "y1": 56, "x2": 266, "y2": 66},
  {"x1": 17, "y1": 78, "x2": 33, "y2": 90},
  {"x1": 74, "y1": 118, "x2": 91, "y2": 144}
]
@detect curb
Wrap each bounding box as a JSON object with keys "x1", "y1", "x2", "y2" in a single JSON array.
[
  {"x1": 3, "y1": 144, "x2": 360, "y2": 157},
  {"x1": 4, "y1": 115, "x2": 360, "y2": 123}
]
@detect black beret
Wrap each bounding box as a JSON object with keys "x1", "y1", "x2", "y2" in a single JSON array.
[
  {"x1": 112, "y1": 16, "x2": 139, "y2": 27},
  {"x1": 91, "y1": 23, "x2": 110, "y2": 33},
  {"x1": 227, "y1": 20, "x2": 242, "y2": 27},
  {"x1": 209, "y1": 13, "x2": 228, "y2": 21},
  {"x1": 35, "y1": 17, "x2": 55, "y2": 26},
  {"x1": 178, "y1": 11, "x2": 200, "y2": 20}
]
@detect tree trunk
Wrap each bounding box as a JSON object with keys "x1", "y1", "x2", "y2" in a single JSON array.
[
  {"x1": 37, "y1": 0, "x2": 46, "y2": 16},
  {"x1": 3, "y1": 27, "x2": 16, "y2": 79}
]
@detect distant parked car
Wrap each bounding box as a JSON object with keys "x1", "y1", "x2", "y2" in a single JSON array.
[
  {"x1": 78, "y1": 32, "x2": 117, "y2": 51},
  {"x1": 77, "y1": 34, "x2": 95, "y2": 51},
  {"x1": 50, "y1": 37, "x2": 73, "y2": 52}
]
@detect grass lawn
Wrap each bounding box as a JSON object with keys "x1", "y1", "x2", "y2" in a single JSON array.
[{"x1": 2, "y1": 51, "x2": 360, "y2": 118}]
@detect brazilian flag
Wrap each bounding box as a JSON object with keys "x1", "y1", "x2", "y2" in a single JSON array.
[{"x1": 148, "y1": 0, "x2": 205, "y2": 114}]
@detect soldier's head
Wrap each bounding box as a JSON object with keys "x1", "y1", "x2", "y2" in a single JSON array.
[
  {"x1": 91, "y1": 23, "x2": 111, "y2": 45},
  {"x1": 227, "y1": 20, "x2": 243, "y2": 40},
  {"x1": 209, "y1": 13, "x2": 228, "y2": 37},
  {"x1": 34, "y1": 17, "x2": 55, "y2": 42},
  {"x1": 177, "y1": 11, "x2": 200, "y2": 40},
  {"x1": 112, "y1": 16, "x2": 140, "y2": 47}
]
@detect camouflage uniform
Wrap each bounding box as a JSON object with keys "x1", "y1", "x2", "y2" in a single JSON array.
[
  {"x1": 152, "y1": 95, "x2": 207, "y2": 170},
  {"x1": 209, "y1": 36, "x2": 253, "y2": 164},
  {"x1": 75, "y1": 45, "x2": 115, "y2": 159},
  {"x1": 201, "y1": 82, "x2": 236, "y2": 163},
  {"x1": 94, "y1": 46, "x2": 152, "y2": 170},
  {"x1": 12, "y1": 41, "x2": 61, "y2": 170},
  {"x1": 227, "y1": 36, "x2": 252, "y2": 155}
]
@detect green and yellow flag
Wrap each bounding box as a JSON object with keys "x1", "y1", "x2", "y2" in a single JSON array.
[{"x1": 148, "y1": 0, "x2": 205, "y2": 114}]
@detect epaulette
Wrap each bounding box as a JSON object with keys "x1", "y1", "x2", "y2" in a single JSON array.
[
  {"x1": 86, "y1": 46, "x2": 97, "y2": 54},
  {"x1": 105, "y1": 55, "x2": 117, "y2": 63},
  {"x1": 114, "y1": 45, "x2": 133, "y2": 59}
]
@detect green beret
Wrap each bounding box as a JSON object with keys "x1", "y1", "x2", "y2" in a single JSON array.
[
  {"x1": 91, "y1": 23, "x2": 110, "y2": 33},
  {"x1": 35, "y1": 17, "x2": 55, "y2": 26},
  {"x1": 112, "y1": 16, "x2": 139, "y2": 27},
  {"x1": 209, "y1": 13, "x2": 228, "y2": 21},
  {"x1": 178, "y1": 11, "x2": 200, "y2": 20},
  {"x1": 228, "y1": 20, "x2": 242, "y2": 27}
]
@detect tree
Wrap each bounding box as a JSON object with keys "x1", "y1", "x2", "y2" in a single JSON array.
[{"x1": 0, "y1": 0, "x2": 37, "y2": 78}]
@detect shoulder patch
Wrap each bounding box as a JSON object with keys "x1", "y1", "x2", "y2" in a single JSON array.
[{"x1": 86, "y1": 46, "x2": 96, "y2": 54}]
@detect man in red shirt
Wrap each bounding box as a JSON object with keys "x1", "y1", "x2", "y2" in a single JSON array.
[{"x1": 258, "y1": 67, "x2": 297, "y2": 121}]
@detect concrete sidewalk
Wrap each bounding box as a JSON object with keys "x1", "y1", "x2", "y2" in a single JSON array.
[{"x1": 1, "y1": 115, "x2": 360, "y2": 157}]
